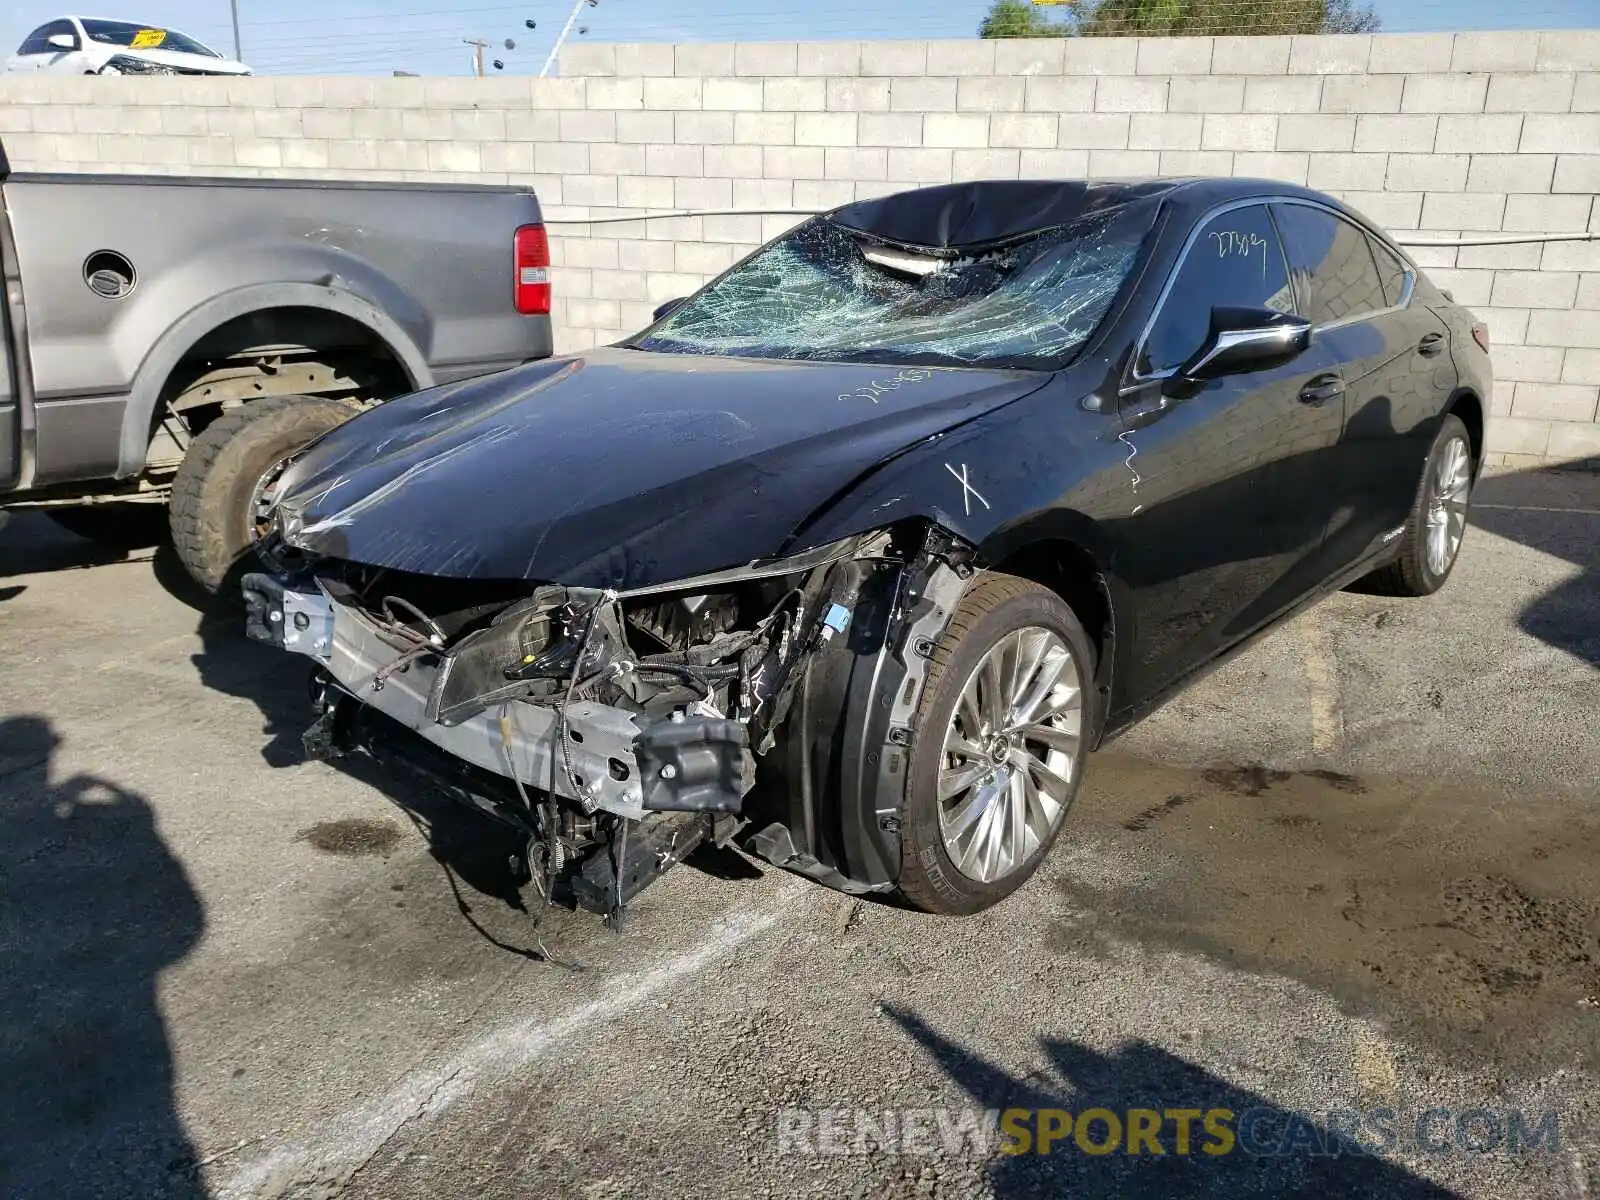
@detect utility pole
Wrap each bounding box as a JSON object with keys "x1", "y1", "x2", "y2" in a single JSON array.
[
  {"x1": 229, "y1": 0, "x2": 242, "y2": 60},
  {"x1": 463, "y1": 37, "x2": 490, "y2": 77}
]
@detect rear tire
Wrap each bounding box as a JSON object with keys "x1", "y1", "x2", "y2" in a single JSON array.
[
  {"x1": 897, "y1": 573, "x2": 1097, "y2": 916},
  {"x1": 46, "y1": 504, "x2": 170, "y2": 549},
  {"x1": 169, "y1": 396, "x2": 359, "y2": 593},
  {"x1": 1360, "y1": 413, "x2": 1474, "y2": 598}
]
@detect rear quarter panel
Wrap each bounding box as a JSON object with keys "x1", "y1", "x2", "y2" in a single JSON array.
[{"x1": 4, "y1": 175, "x2": 549, "y2": 485}]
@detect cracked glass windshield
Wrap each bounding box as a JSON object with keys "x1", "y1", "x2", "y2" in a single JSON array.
[{"x1": 633, "y1": 211, "x2": 1154, "y2": 369}]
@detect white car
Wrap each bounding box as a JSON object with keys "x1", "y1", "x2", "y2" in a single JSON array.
[{"x1": 6, "y1": 15, "x2": 251, "y2": 75}]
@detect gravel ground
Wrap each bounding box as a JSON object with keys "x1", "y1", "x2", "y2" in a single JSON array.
[{"x1": 0, "y1": 467, "x2": 1595, "y2": 1200}]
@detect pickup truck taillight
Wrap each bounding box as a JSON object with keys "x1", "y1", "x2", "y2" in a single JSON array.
[
  {"x1": 514, "y1": 224, "x2": 551, "y2": 316},
  {"x1": 1471, "y1": 321, "x2": 1490, "y2": 353}
]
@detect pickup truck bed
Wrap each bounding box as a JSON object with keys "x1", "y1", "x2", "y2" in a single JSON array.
[{"x1": 0, "y1": 141, "x2": 552, "y2": 587}]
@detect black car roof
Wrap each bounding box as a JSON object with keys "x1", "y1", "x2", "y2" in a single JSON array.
[{"x1": 825, "y1": 177, "x2": 1352, "y2": 253}]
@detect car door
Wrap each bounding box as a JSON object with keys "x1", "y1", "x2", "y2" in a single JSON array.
[
  {"x1": 1109, "y1": 200, "x2": 1346, "y2": 708},
  {"x1": 1272, "y1": 201, "x2": 1450, "y2": 573},
  {"x1": 21, "y1": 20, "x2": 84, "y2": 73}
]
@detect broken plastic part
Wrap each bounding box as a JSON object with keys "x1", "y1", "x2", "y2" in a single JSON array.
[
  {"x1": 633, "y1": 715, "x2": 754, "y2": 813},
  {"x1": 569, "y1": 811, "x2": 710, "y2": 913}
]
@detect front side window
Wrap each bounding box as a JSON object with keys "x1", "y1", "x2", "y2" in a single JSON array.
[
  {"x1": 19, "y1": 21, "x2": 75, "y2": 53},
  {"x1": 632, "y1": 208, "x2": 1155, "y2": 370},
  {"x1": 1139, "y1": 204, "x2": 1295, "y2": 376},
  {"x1": 1274, "y1": 204, "x2": 1389, "y2": 326},
  {"x1": 80, "y1": 19, "x2": 217, "y2": 57}
]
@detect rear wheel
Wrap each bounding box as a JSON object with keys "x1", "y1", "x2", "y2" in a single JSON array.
[
  {"x1": 46, "y1": 503, "x2": 170, "y2": 549},
  {"x1": 1360, "y1": 413, "x2": 1474, "y2": 597},
  {"x1": 169, "y1": 396, "x2": 359, "y2": 593},
  {"x1": 897, "y1": 573, "x2": 1096, "y2": 916}
]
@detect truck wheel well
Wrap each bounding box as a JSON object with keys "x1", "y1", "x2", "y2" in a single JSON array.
[
  {"x1": 987, "y1": 539, "x2": 1111, "y2": 672},
  {"x1": 1448, "y1": 390, "x2": 1484, "y2": 471},
  {"x1": 147, "y1": 307, "x2": 414, "y2": 472}
]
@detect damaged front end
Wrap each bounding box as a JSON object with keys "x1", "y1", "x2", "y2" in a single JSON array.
[{"x1": 243, "y1": 521, "x2": 973, "y2": 922}]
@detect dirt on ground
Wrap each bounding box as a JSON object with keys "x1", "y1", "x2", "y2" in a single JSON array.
[
  {"x1": 295, "y1": 817, "x2": 405, "y2": 857},
  {"x1": 1055, "y1": 752, "x2": 1600, "y2": 1076}
]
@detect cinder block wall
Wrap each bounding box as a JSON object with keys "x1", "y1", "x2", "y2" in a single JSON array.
[{"x1": 1, "y1": 31, "x2": 1597, "y2": 465}]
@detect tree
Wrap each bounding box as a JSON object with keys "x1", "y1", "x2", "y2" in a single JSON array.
[
  {"x1": 977, "y1": 0, "x2": 1379, "y2": 37},
  {"x1": 1321, "y1": 0, "x2": 1382, "y2": 33},
  {"x1": 978, "y1": 0, "x2": 1071, "y2": 38}
]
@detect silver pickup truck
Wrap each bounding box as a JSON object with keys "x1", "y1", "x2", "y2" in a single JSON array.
[{"x1": 0, "y1": 140, "x2": 552, "y2": 588}]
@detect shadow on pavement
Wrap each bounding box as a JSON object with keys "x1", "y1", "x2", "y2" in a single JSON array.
[
  {"x1": 0, "y1": 509, "x2": 162, "y2": 580},
  {"x1": 0, "y1": 715, "x2": 208, "y2": 1198},
  {"x1": 1471, "y1": 467, "x2": 1599, "y2": 666},
  {"x1": 886, "y1": 1006, "x2": 1461, "y2": 1198},
  {"x1": 183, "y1": 610, "x2": 552, "y2": 951},
  {"x1": 184, "y1": 605, "x2": 605, "y2": 964}
]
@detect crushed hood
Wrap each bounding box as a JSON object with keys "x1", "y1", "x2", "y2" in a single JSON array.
[{"x1": 274, "y1": 346, "x2": 1049, "y2": 589}]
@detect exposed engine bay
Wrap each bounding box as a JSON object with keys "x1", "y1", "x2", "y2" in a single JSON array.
[{"x1": 244, "y1": 522, "x2": 974, "y2": 925}]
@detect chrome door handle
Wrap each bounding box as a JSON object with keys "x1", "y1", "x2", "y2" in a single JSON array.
[
  {"x1": 1418, "y1": 332, "x2": 1445, "y2": 357},
  {"x1": 1298, "y1": 374, "x2": 1345, "y2": 405}
]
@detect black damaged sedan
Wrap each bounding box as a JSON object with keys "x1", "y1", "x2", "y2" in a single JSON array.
[{"x1": 244, "y1": 178, "x2": 1491, "y2": 921}]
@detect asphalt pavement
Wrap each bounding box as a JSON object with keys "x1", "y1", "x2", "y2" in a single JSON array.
[{"x1": 0, "y1": 467, "x2": 1595, "y2": 1200}]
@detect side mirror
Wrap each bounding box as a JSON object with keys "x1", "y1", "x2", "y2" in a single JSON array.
[
  {"x1": 1179, "y1": 307, "x2": 1311, "y2": 381},
  {"x1": 48, "y1": 33, "x2": 78, "y2": 50},
  {"x1": 652, "y1": 297, "x2": 686, "y2": 322}
]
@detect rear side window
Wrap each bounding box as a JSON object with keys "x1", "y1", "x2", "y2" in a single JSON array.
[
  {"x1": 1274, "y1": 204, "x2": 1389, "y2": 325},
  {"x1": 1369, "y1": 237, "x2": 1411, "y2": 308},
  {"x1": 1140, "y1": 204, "x2": 1296, "y2": 376}
]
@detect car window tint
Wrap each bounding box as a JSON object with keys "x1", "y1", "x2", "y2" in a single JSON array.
[
  {"x1": 18, "y1": 24, "x2": 55, "y2": 53},
  {"x1": 1140, "y1": 204, "x2": 1295, "y2": 375},
  {"x1": 1369, "y1": 237, "x2": 1411, "y2": 308},
  {"x1": 1275, "y1": 204, "x2": 1389, "y2": 325}
]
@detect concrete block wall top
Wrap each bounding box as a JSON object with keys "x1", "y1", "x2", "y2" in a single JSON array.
[{"x1": 1, "y1": 30, "x2": 1597, "y2": 463}]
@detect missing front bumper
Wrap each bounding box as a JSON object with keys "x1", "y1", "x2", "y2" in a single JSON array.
[
  {"x1": 247, "y1": 575, "x2": 752, "y2": 822},
  {"x1": 243, "y1": 573, "x2": 334, "y2": 661}
]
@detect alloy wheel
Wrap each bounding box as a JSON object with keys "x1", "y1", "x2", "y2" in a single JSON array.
[
  {"x1": 1425, "y1": 435, "x2": 1471, "y2": 577},
  {"x1": 937, "y1": 626, "x2": 1082, "y2": 884}
]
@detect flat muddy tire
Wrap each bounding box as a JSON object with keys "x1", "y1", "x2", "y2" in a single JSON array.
[{"x1": 169, "y1": 396, "x2": 358, "y2": 592}]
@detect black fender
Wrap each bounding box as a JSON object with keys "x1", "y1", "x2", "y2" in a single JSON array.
[
  {"x1": 972, "y1": 509, "x2": 1127, "y2": 748},
  {"x1": 780, "y1": 396, "x2": 1138, "y2": 756}
]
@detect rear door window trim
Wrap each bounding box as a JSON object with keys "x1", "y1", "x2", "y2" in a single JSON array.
[
  {"x1": 1273, "y1": 197, "x2": 1415, "y2": 332},
  {"x1": 1127, "y1": 195, "x2": 1416, "y2": 391}
]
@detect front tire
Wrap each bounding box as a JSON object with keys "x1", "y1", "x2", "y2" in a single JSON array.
[
  {"x1": 169, "y1": 396, "x2": 359, "y2": 593},
  {"x1": 1360, "y1": 413, "x2": 1474, "y2": 597},
  {"x1": 897, "y1": 573, "x2": 1096, "y2": 916}
]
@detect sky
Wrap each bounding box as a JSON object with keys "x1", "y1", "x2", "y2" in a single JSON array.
[{"x1": 4, "y1": 0, "x2": 1596, "y2": 76}]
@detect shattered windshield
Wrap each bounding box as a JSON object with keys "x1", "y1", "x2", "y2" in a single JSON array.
[
  {"x1": 633, "y1": 210, "x2": 1153, "y2": 369},
  {"x1": 81, "y1": 19, "x2": 217, "y2": 56}
]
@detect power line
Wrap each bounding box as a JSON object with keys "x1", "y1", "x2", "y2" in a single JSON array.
[
  {"x1": 218, "y1": 0, "x2": 1597, "y2": 74},
  {"x1": 244, "y1": 3, "x2": 534, "y2": 28}
]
